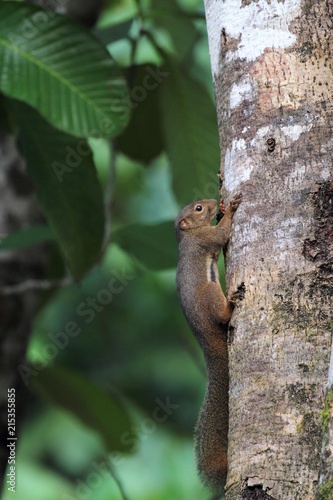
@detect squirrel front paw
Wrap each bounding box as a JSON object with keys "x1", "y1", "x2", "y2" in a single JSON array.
[
  {"x1": 229, "y1": 193, "x2": 242, "y2": 212},
  {"x1": 229, "y1": 282, "x2": 246, "y2": 304}
]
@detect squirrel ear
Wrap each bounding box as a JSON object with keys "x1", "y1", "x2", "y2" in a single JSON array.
[{"x1": 179, "y1": 218, "x2": 190, "y2": 230}]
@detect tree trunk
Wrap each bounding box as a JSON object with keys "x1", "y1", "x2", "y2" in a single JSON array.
[
  {"x1": 203, "y1": 1, "x2": 333, "y2": 498},
  {"x1": 0, "y1": 133, "x2": 48, "y2": 483}
]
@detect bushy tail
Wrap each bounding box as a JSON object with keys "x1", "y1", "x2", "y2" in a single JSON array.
[{"x1": 195, "y1": 351, "x2": 229, "y2": 494}]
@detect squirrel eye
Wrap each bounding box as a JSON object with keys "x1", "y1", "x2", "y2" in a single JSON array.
[{"x1": 195, "y1": 205, "x2": 203, "y2": 212}]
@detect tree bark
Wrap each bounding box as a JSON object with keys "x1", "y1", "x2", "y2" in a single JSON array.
[
  {"x1": 203, "y1": 1, "x2": 333, "y2": 498},
  {"x1": 0, "y1": 133, "x2": 47, "y2": 483}
]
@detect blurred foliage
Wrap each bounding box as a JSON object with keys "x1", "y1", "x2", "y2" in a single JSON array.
[{"x1": 0, "y1": 0, "x2": 222, "y2": 498}]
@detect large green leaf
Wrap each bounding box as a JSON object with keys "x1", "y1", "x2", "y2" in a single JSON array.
[
  {"x1": 113, "y1": 221, "x2": 177, "y2": 270},
  {"x1": 117, "y1": 65, "x2": 164, "y2": 164},
  {"x1": 32, "y1": 365, "x2": 134, "y2": 453},
  {"x1": 159, "y1": 63, "x2": 220, "y2": 204},
  {"x1": 14, "y1": 101, "x2": 105, "y2": 280},
  {"x1": 150, "y1": 0, "x2": 199, "y2": 60},
  {"x1": 0, "y1": 2, "x2": 129, "y2": 138}
]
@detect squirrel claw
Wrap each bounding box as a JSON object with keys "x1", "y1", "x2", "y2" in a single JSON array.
[
  {"x1": 230, "y1": 282, "x2": 246, "y2": 303},
  {"x1": 230, "y1": 193, "x2": 242, "y2": 212}
]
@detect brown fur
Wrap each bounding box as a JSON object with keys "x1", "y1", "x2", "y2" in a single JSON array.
[{"x1": 175, "y1": 195, "x2": 242, "y2": 493}]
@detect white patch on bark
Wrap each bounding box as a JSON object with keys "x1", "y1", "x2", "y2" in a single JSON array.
[
  {"x1": 224, "y1": 138, "x2": 255, "y2": 191},
  {"x1": 225, "y1": 125, "x2": 273, "y2": 191},
  {"x1": 225, "y1": 122, "x2": 314, "y2": 193},
  {"x1": 223, "y1": 0, "x2": 300, "y2": 63},
  {"x1": 205, "y1": 0, "x2": 301, "y2": 74},
  {"x1": 281, "y1": 124, "x2": 313, "y2": 141},
  {"x1": 204, "y1": 0, "x2": 225, "y2": 76},
  {"x1": 230, "y1": 77, "x2": 255, "y2": 109},
  {"x1": 321, "y1": 167, "x2": 331, "y2": 180},
  {"x1": 228, "y1": 28, "x2": 296, "y2": 63},
  {"x1": 254, "y1": 126, "x2": 270, "y2": 139},
  {"x1": 233, "y1": 215, "x2": 261, "y2": 244},
  {"x1": 273, "y1": 218, "x2": 302, "y2": 249}
]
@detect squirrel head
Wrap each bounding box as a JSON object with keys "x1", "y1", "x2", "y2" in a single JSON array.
[{"x1": 175, "y1": 199, "x2": 217, "y2": 242}]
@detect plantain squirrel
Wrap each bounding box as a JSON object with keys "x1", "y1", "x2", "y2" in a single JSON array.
[{"x1": 175, "y1": 194, "x2": 243, "y2": 494}]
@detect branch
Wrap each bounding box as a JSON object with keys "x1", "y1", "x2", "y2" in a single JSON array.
[
  {"x1": 0, "y1": 277, "x2": 73, "y2": 296},
  {"x1": 107, "y1": 461, "x2": 130, "y2": 500}
]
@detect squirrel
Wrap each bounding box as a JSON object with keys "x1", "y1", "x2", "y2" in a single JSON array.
[{"x1": 175, "y1": 193, "x2": 243, "y2": 494}]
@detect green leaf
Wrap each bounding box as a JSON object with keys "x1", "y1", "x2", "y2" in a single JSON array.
[
  {"x1": 99, "y1": 0, "x2": 138, "y2": 27},
  {"x1": 150, "y1": 0, "x2": 199, "y2": 60},
  {"x1": 159, "y1": 63, "x2": 220, "y2": 204},
  {"x1": 113, "y1": 221, "x2": 177, "y2": 270},
  {"x1": 14, "y1": 101, "x2": 105, "y2": 280},
  {"x1": 32, "y1": 365, "x2": 134, "y2": 453},
  {"x1": 117, "y1": 65, "x2": 164, "y2": 164},
  {"x1": 0, "y1": 2, "x2": 129, "y2": 138},
  {"x1": 94, "y1": 20, "x2": 133, "y2": 45},
  {"x1": 0, "y1": 225, "x2": 54, "y2": 251}
]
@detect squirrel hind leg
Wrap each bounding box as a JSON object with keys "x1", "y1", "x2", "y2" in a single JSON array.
[{"x1": 203, "y1": 282, "x2": 233, "y2": 325}]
